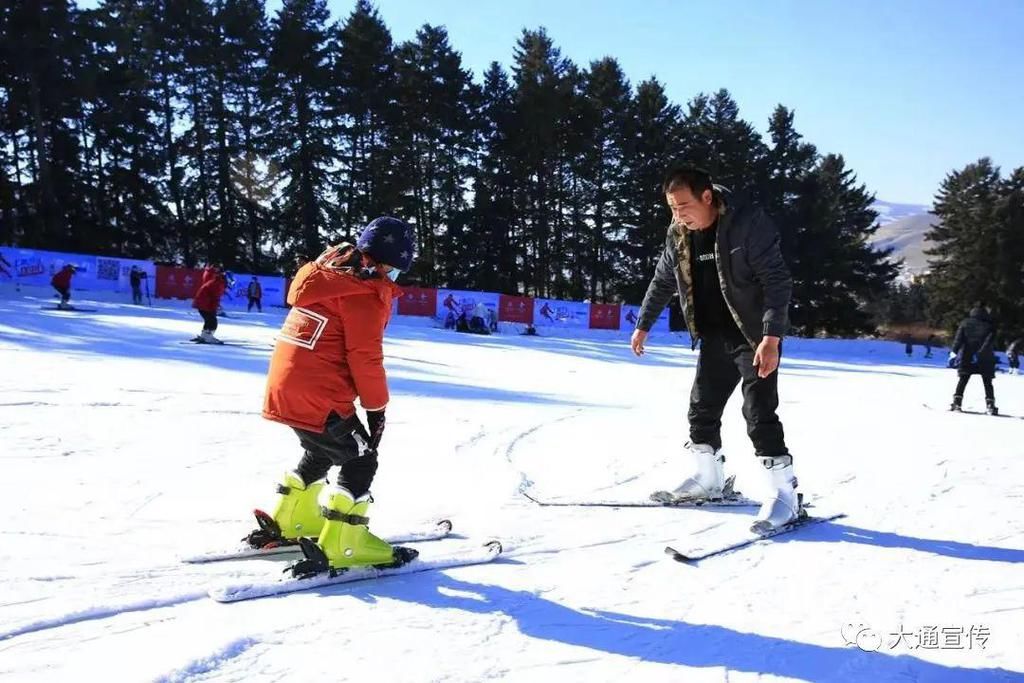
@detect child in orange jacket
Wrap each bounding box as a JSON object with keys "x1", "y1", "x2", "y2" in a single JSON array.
[{"x1": 251, "y1": 217, "x2": 415, "y2": 574}]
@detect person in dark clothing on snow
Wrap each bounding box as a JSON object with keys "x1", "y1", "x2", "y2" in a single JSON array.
[
  {"x1": 949, "y1": 304, "x2": 998, "y2": 414},
  {"x1": 247, "y1": 277, "x2": 263, "y2": 312},
  {"x1": 130, "y1": 266, "x2": 146, "y2": 305},
  {"x1": 1007, "y1": 337, "x2": 1022, "y2": 375},
  {"x1": 633, "y1": 165, "x2": 796, "y2": 533}
]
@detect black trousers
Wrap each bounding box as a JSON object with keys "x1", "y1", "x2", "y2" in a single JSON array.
[
  {"x1": 688, "y1": 331, "x2": 789, "y2": 458},
  {"x1": 199, "y1": 309, "x2": 218, "y2": 332},
  {"x1": 292, "y1": 412, "x2": 377, "y2": 499},
  {"x1": 54, "y1": 285, "x2": 70, "y2": 304},
  {"x1": 954, "y1": 374, "x2": 994, "y2": 402},
  {"x1": 247, "y1": 296, "x2": 261, "y2": 312},
  {"x1": 132, "y1": 285, "x2": 142, "y2": 304}
]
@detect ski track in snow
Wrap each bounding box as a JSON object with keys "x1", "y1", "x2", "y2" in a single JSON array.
[
  {"x1": 1, "y1": 291, "x2": 1023, "y2": 682},
  {"x1": 152, "y1": 637, "x2": 262, "y2": 683}
]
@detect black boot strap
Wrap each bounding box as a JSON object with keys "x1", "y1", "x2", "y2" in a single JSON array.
[
  {"x1": 321, "y1": 508, "x2": 369, "y2": 525},
  {"x1": 276, "y1": 484, "x2": 291, "y2": 495}
]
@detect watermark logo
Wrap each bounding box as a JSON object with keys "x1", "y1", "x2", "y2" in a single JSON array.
[{"x1": 841, "y1": 624, "x2": 989, "y2": 652}]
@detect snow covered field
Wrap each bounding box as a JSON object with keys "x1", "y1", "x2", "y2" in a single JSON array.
[{"x1": 1, "y1": 290, "x2": 1022, "y2": 682}]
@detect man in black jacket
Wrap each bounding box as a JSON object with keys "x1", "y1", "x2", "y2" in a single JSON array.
[
  {"x1": 950, "y1": 304, "x2": 998, "y2": 414},
  {"x1": 632, "y1": 166, "x2": 796, "y2": 533}
]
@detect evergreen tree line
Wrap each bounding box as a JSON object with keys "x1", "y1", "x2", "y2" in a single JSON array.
[
  {"x1": 923, "y1": 158, "x2": 1024, "y2": 344},
  {"x1": 2, "y1": 0, "x2": 901, "y2": 336}
]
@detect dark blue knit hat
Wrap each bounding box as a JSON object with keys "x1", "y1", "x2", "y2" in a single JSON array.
[{"x1": 357, "y1": 217, "x2": 415, "y2": 271}]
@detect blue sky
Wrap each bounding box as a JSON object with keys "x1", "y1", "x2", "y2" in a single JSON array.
[{"x1": 323, "y1": 0, "x2": 1024, "y2": 205}]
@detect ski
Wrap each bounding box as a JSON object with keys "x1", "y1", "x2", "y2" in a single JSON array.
[
  {"x1": 209, "y1": 540, "x2": 502, "y2": 603},
  {"x1": 665, "y1": 512, "x2": 846, "y2": 564},
  {"x1": 182, "y1": 519, "x2": 453, "y2": 564},
  {"x1": 522, "y1": 492, "x2": 759, "y2": 508},
  {"x1": 523, "y1": 476, "x2": 769, "y2": 509},
  {"x1": 922, "y1": 403, "x2": 1017, "y2": 419},
  {"x1": 179, "y1": 339, "x2": 264, "y2": 349},
  {"x1": 41, "y1": 305, "x2": 98, "y2": 312}
]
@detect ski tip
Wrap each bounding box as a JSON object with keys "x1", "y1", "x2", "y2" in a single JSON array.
[
  {"x1": 484, "y1": 540, "x2": 503, "y2": 556},
  {"x1": 663, "y1": 546, "x2": 694, "y2": 564},
  {"x1": 436, "y1": 519, "x2": 453, "y2": 533}
]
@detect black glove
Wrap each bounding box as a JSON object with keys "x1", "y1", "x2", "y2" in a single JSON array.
[{"x1": 365, "y1": 409, "x2": 386, "y2": 451}]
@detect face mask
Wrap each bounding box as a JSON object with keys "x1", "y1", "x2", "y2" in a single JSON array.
[{"x1": 387, "y1": 269, "x2": 401, "y2": 282}]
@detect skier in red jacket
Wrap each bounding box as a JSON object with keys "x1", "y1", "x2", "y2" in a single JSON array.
[
  {"x1": 191, "y1": 266, "x2": 227, "y2": 343},
  {"x1": 51, "y1": 265, "x2": 77, "y2": 309}
]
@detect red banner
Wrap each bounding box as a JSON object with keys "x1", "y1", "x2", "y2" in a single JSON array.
[
  {"x1": 498, "y1": 294, "x2": 534, "y2": 324},
  {"x1": 397, "y1": 286, "x2": 437, "y2": 317},
  {"x1": 589, "y1": 303, "x2": 621, "y2": 330},
  {"x1": 155, "y1": 265, "x2": 203, "y2": 300}
]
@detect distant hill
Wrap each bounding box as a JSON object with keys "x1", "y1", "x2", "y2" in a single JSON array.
[
  {"x1": 869, "y1": 201, "x2": 938, "y2": 277},
  {"x1": 871, "y1": 200, "x2": 931, "y2": 225}
]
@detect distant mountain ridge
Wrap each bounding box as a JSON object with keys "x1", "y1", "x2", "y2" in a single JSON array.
[{"x1": 869, "y1": 200, "x2": 937, "y2": 277}]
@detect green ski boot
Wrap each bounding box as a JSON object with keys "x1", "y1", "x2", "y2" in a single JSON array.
[
  {"x1": 315, "y1": 486, "x2": 398, "y2": 569},
  {"x1": 270, "y1": 471, "x2": 325, "y2": 540}
]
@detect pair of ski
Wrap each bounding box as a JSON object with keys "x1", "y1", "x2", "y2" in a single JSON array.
[
  {"x1": 187, "y1": 517, "x2": 502, "y2": 603},
  {"x1": 525, "y1": 475, "x2": 845, "y2": 564}
]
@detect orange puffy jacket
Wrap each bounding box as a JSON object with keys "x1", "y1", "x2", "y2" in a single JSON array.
[
  {"x1": 192, "y1": 268, "x2": 226, "y2": 312},
  {"x1": 262, "y1": 256, "x2": 400, "y2": 433}
]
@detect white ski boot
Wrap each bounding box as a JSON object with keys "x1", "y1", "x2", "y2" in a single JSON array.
[
  {"x1": 198, "y1": 330, "x2": 223, "y2": 344},
  {"x1": 751, "y1": 455, "x2": 801, "y2": 534},
  {"x1": 651, "y1": 442, "x2": 727, "y2": 503}
]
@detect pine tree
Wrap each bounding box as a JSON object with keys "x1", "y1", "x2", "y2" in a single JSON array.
[
  {"x1": 332, "y1": 0, "x2": 397, "y2": 239},
  {"x1": 577, "y1": 57, "x2": 631, "y2": 301},
  {"x1": 265, "y1": 0, "x2": 336, "y2": 260},
  {"x1": 510, "y1": 28, "x2": 576, "y2": 298},
  {"x1": 393, "y1": 23, "x2": 478, "y2": 286},
  {"x1": 787, "y1": 154, "x2": 898, "y2": 336},
  {"x1": 468, "y1": 62, "x2": 518, "y2": 293},
  {"x1": 926, "y1": 158, "x2": 1002, "y2": 330},
  {"x1": 619, "y1": 77, "x2": 680, "y2": 304},
  {"x1": 678, "y1": 89, "x2": 767, "y2": 198}
]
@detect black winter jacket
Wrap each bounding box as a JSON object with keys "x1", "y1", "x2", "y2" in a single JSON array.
[
  {"x1": 952, "y1": 308, "x2": 997, "y2": 377},
  {"x1": 636, "y1": 199, "x2": 792, "y2": 350}
]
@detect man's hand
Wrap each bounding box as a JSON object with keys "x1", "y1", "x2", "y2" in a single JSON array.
[
  {"x1": 752, "y1": 336, "x2": 781, "y2": 378},
  {"x1": 631, "y1": 329, "x2": 649, "y2": 356}
]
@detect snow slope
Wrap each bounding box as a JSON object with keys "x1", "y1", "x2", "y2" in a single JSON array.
[{"x1": 1, "y1": 291, "x2": 1022, "y2": 683}]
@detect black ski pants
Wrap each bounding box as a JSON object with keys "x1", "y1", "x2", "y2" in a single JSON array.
[
  {"x1": 954, "y1": 374, "x2": 994, "y2": 403},
  {"x1": 199, "y1": 309, "x2": 218, "y2": 332},
  {"x1": 292, "y1": 411, "x2": 377, "y2": 499},
  {"x1": 688, "y1": 331, "x2": 789, "y2": 458}
]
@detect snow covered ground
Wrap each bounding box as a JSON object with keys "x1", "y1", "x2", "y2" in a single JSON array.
[{"x1": 1, "y1": 290, "x2": 1022, "y2": 683}]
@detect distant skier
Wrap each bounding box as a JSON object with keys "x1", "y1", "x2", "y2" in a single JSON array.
[
  {"x1": 247, "y1": 277, "x2": 263, "y2": 312},
  {"x1": 51, "y1": 264, "x2": 76, "y2": 309},
  {"x1": 192, "y1": 265, "x2": 227, "y2": 343},
  {"x1": 632, "y1": 165, "x2": 797, "y2": 533},
  {"x1": 442, "y1": 293, "x2": 459, "y2": 318},
  {"x1": 924, "y1": 334, "x2": 936, "y2": 359},
  {"x1": 1006, "y1": 336, "x2": 1022, "y2": 375},
  {"x1": 129, "y1": 266, "x2": 145, "y2": 305},
  {"x1": 470, "y1": 302, "x2": 490, "y2": 334},
  {"x1": 903, "y1": 335, "x2": 913, "y2": 357},
  {"x1": 253, "y1": 217, "x2": 414, "y2": 573},
  {"x1": 949, "y1": 304, "x2": 998, "y2": 415}
]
